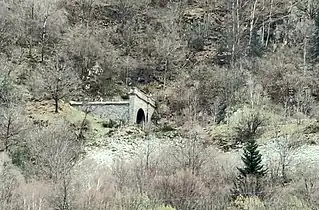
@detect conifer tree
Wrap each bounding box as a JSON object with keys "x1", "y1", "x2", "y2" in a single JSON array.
[
  {"x1": 232, "y1": 138, "x2": 267, "y2": 198},
  {"x1": 237, "y1": 138, "x2": 267, "y2": 178}
]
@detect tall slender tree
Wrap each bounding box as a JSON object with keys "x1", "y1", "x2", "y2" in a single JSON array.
[
  {"x1": 312, "y1": 12, "x2": 319, "y2": 62},
  {"x1": 237, "y1": 138, "x2": 267, "y2": 178},
  {"x1": 232, "y1": 138, "x2": 267, "y2": 198},
  {"x1": 0, "y1": 60, "x2": 28, "y2": 152}
]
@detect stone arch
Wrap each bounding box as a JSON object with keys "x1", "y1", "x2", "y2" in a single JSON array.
[
  {"x1": 128, "y1": 88, "x2": 155, "y2": 128},
  {"x1": 136, "y1": 108, "x2": 146, "y2": 125}
]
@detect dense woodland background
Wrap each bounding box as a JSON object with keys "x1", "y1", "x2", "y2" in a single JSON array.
[{"x1": 1, "y1": 0, "x2": 319, "y2": 209}]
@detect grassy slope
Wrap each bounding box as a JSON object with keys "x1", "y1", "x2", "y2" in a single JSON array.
[
  {"x1": 25, "y1": 99, "x2": 319, "y2": 148},
  {"x1": 25, "y1": 100, "x2": 111, "y2": 145},
  {"x1": 207, "y1": 111, "x2": 319, "y2": 148}
]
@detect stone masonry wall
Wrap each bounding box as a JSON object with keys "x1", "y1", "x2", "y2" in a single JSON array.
[
  {"x1": 70, "y1": 102, "x2": 130, "y2": 122},
  {"x1": 70, "y1": 88, "x2": 155, "y2": 126}
]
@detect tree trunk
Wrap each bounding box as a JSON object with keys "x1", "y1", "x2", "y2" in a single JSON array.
[
  {"x1": 125, "y1": 57, "x2": 129, "y2": 85},
  {"x1": 62, "y1": 177, "x2": 70, "y2": 210},
  {"x1": 41, "y1": 16, "x2": 48, "y2": 62},
  {"x1": 78, "y1": 107, "x2": 89, "y2": 142},
  {"x1": 54, "y1": 96, "x2": 59, "y2": 113},
  {"x1": 249, "y1": 0, "x2": 258, "y2": 47},
  {"x1": 4, "y1": 116, "x2": 12, "y2": 151},
  {"x1": 261, "y1": 0, "x2": 265, "y2": 45},
  {"x1": 307, "y1": 0, "x2": 312, "y2": 16},
  {"x1": 29, "y1": 1, "x2": 35, "y2": 57},
  {"x1": 265, "y1": 0, "x2": 274, "y2": 47},
  {"x1": 163, "y1": 59, "x2": 168, "y2": 89},
  {"x1": 55, "y1": 77, "x2": 60, "y2": 113},
  {"x1": 236, "y1": 0, "x2": 240, "y2": 49},
  {"x1": 303, "y1": 36, "x2": 308, "y2": 75},
  {"x1": 231, "y1": 0, "x2": 236, "y2": 65}
]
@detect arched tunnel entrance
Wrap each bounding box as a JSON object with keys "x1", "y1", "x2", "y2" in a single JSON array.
[{"x1": 136, "y1": 108, "x2": 146, "y2": 126}]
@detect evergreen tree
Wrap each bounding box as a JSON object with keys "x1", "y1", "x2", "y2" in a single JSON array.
[
  {"x1": 237, "y1": 138, "x2": 267, "y2": 178},
  {"x1": 232, "y1": 138, "x2": 267, "y2": 198}
]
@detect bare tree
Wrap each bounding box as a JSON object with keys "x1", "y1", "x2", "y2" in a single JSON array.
[
  {"x1": 153, "y1": 7, "x2": 187, "y2": 89},
  {"x1": 34, "y1": 55, "x2": 81, "y2": 113},
  {"x1": 170, "y1": 133, "x2": 209, "y2": 175},
  {"x1": 0, "y1": 60, "x2": 28, "y2": 152},
  {"x1": 0, "y1": 106, "x2": 28, "y2": 152},
  {"x1": 274, "y1": 134, "x2": 301, "y2": 183},
  {"x1": 60, "y1": 25, "x2": 121, "y2": 96},
  {"x1": 0, "y1": 0, "x2": 24, "y2": 57},
  {"x1": 0, "y1": 163, "x2": 20, "y2": 210},
  {"x1": 28, "y1": 120, "x2": 82, "y2": 182},
  {"x1": 51, "y1": 175, "x2": 72, "y2": 210},
  {"x1": 0, "y1": 58, "x2": 18, "y2": 105},
  {"x1": 36, "y1": 0, "x2": 69, "y2": 62}
]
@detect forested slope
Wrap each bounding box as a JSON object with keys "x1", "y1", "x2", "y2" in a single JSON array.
[{"x1": 1, "y1": 0, "x2": 319, "y2": 209}]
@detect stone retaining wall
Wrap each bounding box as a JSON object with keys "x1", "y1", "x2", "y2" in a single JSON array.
[{"x1": 70, "y1": 101, "x2": 130, "y2": 122}]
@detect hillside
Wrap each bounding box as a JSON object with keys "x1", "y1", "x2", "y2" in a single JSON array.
[{"x1": 1, "y1": 0, "x2": 319, "y2": 209}]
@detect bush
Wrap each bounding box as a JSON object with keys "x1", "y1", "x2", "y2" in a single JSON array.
[
  {"x1": 233, "y1": 110, "x2": 265, "y2": 144},
  {"x1": 230, "y1": 196, "x2": 266, "y2": 210},
  {"x1": 102, "y1": 119, "x2": 121, "y2": 128},
  {"x1": 0, "y1": 163, "x2": 21, "y2": 210},
  {"x1": 187, "y1": 21, "x2": 210, "y2": 52},
  {"x1": 195, "y1": 66, "x2": 246, "y2": 124},
  {"x1": 266, "y1": 194, "x2": 313, "y2": 210},
  {"x1": 150, "y1": 169, "x2": 209, "y2": 209},
  {"x1": 156, "y1": 205, "x2": 176, "y2": 210},
  {"x1": 10, "y1": 144, "x2": 32, "y2": 172},
  {"x1": 151, "y1": 0, "x2": 170, "y2": 7},
  {"x1": 213, "y1": 107, "x2": 266, "y2": 149},
  {"x1": 81, "y1": 119, "x2": 91, "y2": 131},
  {"x1": 304, "y1": 121, "x2": 319, "y2": 134},
  {"x1": 189, "y1": 35, "x2": 205, "y2": 52},
  {"x1": 209, "y1": 124, "x2": 238, "y2": 151},
  {"x1": 121, "y1": 94, "x2": 129, "y2": 100},
  {"x1": 159, "y1": 124, "x2": 176, "y2": 132}
]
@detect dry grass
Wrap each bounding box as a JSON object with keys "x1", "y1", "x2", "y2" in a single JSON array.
[
  {"x1": 1, "y1": 135, "x2": 319, "y2": 210},
  {"x1": 25, "y1": 100, "x2": 102, "y2": 127},
  {"x1": 25, "y1": 100, "x2": 113, "y2": 146}
]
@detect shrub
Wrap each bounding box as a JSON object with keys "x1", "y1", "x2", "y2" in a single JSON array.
[
  {"x1": 159, "y1": 124, "x2": 176, "y2": 132},
  {"x1": 151, "y1": 0, "x2": 170, "y2": 7},
  {"x1": 187, "y1": 21, "x2": 210, "y2": 52},
  {"x1": 233, "y1": 111, "x2": 265, "y2": 144},
  {"x1": 0, "y1": 162, "x2": 27, "y2": 210},
  {"x1": 156, "y1": 205, "x2": 176, "y2": 210},
  {"x1": 150, "y1": 169, "x2": 209, "y2": 209},
  {"x1": 209, "y1": 124, "x2": 238, "y2": 151},
  {"x1": 304, "y1": 121, "x2": 319, "y2": 134},
  {"x1": 121, "y1": 94, "x2": 129, "y2": 100},
  {"x1": 189, "y1": 35, "x2": 205, "y2": 52},
  {"x1": 10, "y1": 144, "x2": 32, "y2": 172},
  {"x1": 266, "y1": 194, "x2": 313, "y2": 210},
  {"x1": 102, "y1": 119, "x2": 121, "y2": 128},
  {"x1": 195, "y1": 66, "x2": 246, "y2": 124},
  {"x1": 81, "y1": 119, "x2": 91, "y2": 131},
  {"x1": 230, "y1": 196, "x2": 266, "y2": 210}
]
